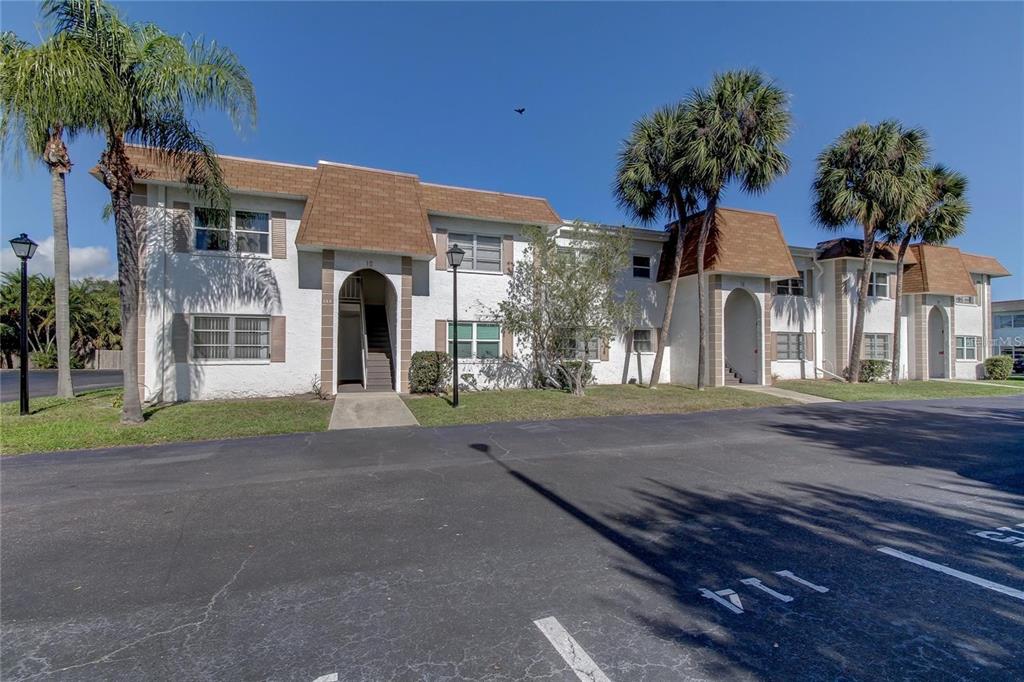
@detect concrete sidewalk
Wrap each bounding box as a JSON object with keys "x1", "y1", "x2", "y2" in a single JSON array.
[
  {"x1": 733, "y1": 383, "x2": 839, "y2": 404},
  {"x1": 328, "y1": 392, "x2": 420, "y2": 429}
]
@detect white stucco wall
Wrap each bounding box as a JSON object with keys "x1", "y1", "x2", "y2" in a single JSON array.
[{"x1": 142, "y1": 185, "x2": 319, "y2": 401}]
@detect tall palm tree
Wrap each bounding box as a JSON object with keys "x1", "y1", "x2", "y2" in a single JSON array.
[
  {"x1": 1, "y1": 30, "x2": 106, "y2": 397},
  {"x1": 614, "y1": 104, "x2": 699, "y2": 388},
  {"x1": 884, "y1": 165, "x2": 968, "y2": 383},
  {"x1": 681, "y1": 70, "x2": 791, "y2": 389},
  {"x1": 44, "y1": 0, "x2": 256, "y2": 423},
  {"x1": 813, "y1": 121, "x2": 928, "y2": 382}
]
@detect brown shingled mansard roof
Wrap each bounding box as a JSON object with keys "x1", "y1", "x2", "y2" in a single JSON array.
[
  {"x1": 902, "y1": 244, "x2": 976, "y2": 296},
  {"x1": 106, "y1": 145, "x2": 562, "y2": 257},
  {"x1": 813, "y1": 236, "x2": 1010, "y2": 295},
  {"x1": 657, "y1": 208, "x2": 799, "y2": 281}
]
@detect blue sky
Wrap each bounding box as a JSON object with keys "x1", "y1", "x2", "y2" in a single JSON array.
[{"x1": 2, "y1": 1, "x2": 1022, "y2": 298}]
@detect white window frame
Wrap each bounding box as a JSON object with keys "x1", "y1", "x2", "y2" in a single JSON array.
[
  {"x1": 775, "y1": 276, "x2": 805, "y2": 297},
  {"x1": 955, "y1": 335, "x2": 979, "y2": 361},
  {"x1": 194, "y1": 207, "x2": 271, "y2": 256},
  {"x1": 555, "y1": 330, "x2": 601, "y2": 362},
  {"x1": 866, "y1": 272, "x2": 889, "y2": 298},
  {"x1": 776, "y1": 332, "x2": 806, "y2": 360},
  {"x1": 632, "y1": 328, "x2": 653, "y2": 353},
  {"x1": 447, "y1": 321, "x2": 502, "y2": 360},
  {"x1": 448, "y1": 233, "x2": 503, "y2": 273},
  {"x1": 995, "y1": 313, "x2": 1024, "y2": 328},
  {"x1": 632, "y1": 255, "x2": 652, "y2": 279},
  {"x1": 863, "y1": 333, "x2": 891, "y2": 360},
  {"x1": 191, "y1": 314, "x2": 271, "y2": 362}
]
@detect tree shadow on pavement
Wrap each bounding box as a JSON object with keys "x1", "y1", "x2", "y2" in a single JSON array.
[{"x1": 471, "y1": 403, "x2": 1024, "y2": 680}]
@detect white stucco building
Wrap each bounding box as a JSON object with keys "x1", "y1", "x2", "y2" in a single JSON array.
[{"x1": 116, "y1": 146, "x2": 1011, "y2": 401}]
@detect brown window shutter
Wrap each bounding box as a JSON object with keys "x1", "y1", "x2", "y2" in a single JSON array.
[
  {"x1": 804, "y1": 270, "x2": 813, "y2": 298},
  {"x1": 599, "y1": 337, "x2": 610, "y2": 362},
  {"x1": 804, "y1": 332, "x2": 815, "y2": 361},
  {"x1": 767, "y1": 332, "x2": 776, "y2": 361},
  {"x1": 172, "y1": 313, "x2": 189, "y2": 362},
  {"x1": 172, "y1": 201, "x2": 192, "y2": 253},
  {"x1": 503, "y1": 234, "x2": 514, "y2": 274},
  {"x1": 502, "y1": 327, "x2": 513, "y2": 359},
  {"x1": 271, "y1": 211, "x2": 287, "y2": 259},
  {"x1": 888, "y1": 272, "x2": 895, "y2": 298},
  {"x1": 435, "y1": 319, "x2": 447, "y2": 352},
  {"x1": 270, "y1": 316, "x2": 286, "y2": 362},
  {"x1": 655, "y1": 327, "x2": 663, "y2": 352},
  {"x1": 435, "y1": 230, "x2": 447, "y2": 271}
]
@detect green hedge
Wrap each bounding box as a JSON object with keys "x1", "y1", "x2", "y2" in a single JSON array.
[
  {"x1": 984, "y1": 355, "x2": 1013, "y2": 380},
  {"x1": 409, "y1": 351, "x2": 452, "y2": 394}
]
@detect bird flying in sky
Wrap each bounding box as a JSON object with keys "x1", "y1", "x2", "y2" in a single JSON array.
[{"x1": 514, "y1": 108, "x2": 526, "y2": 115}]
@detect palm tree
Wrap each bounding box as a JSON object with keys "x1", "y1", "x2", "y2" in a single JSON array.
[
  {"x1": 44, "y1": 0, "x2": 256, "y2": 423},
  {"x1": 813, "y1": 121, "x2": 928, "y2": 382},
  {"x1": 883, "y1": 165, "x2": 968, "y2": 383},
  {"x1": 682, "y1": 70, "x2": 791, "y2": 389},
  {"x1": 614, "y1": 104, "x2": 699, "y2": 388},
  {"x1": 1, "y1": 30, "x2": 106, "y2": 397}
]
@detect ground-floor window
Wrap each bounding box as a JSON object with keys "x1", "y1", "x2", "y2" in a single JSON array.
[
  {"x1": 863, "y1": 333, "x2": 891, "y2": 360},
  {"x1": 776, "y1": 332, "x2": 805, "y2": 360},
  {"x1": 955, "y1": 335, "x2": 980, "y2": 360},
  {"x1": 632, "y1": 329, "x2": 652, "y2": 353},
  {"x1": 192, "y1": 315, "x2": 270, "y2": 360},
  {"x1": 448, "y1": 321, "x2": 501, "y2": 359},
  {"x1": 555, "y1": 331, "x2": 601, "y2": 361}
]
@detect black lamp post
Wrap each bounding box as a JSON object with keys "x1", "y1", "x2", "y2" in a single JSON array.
[
  {"x1": 9, "y1": 233, "x2": 38, "y2": 416},
  {"x1": 446, "y1": 244, "x2": 465, "y2": 407}
]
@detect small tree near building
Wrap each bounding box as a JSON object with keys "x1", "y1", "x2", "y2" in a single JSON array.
[{"x1": 490, "y1": 222, "x2": 635, "y2": 397}]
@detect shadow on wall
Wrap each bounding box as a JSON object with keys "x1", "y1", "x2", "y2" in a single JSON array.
[
  {"x1": 467, "y1": 399, "x2": 1024, "y2": 678},
  {"x1": 147, "y1": 254, "x2": 282, "y2": 402}
]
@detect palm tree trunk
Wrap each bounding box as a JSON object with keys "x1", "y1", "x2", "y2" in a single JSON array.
[
  {"x1": 46, "y1": 129, "x2": 74, "y2": 398},
  {"x1": 695, "y1": 196, "x2": 717, "y2": 390},
  {"x1": 847, "y1": 230, "x2": 876, "y2": 383},
  {"x1": 101, "y1": 138, "x2": 144, "y2": 424},
  {"x1": 890, "y1": 235, "x2": 911, "y2": 384},
  {"x1": 648, "y1": 191, "x2": 689, "y2": 388}
]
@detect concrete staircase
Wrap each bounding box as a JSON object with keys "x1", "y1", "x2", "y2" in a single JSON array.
[
  {"x1": 724, "y1": 363, "x2": 743, "y2": 385},
  {"x1": 364, "y1": 305, "x2": 394, "y2": 391}
]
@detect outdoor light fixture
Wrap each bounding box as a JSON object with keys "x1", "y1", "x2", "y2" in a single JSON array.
[
  {"x1": 446, "y1": 244, "x2": 465, "y2": 407},
  {"x1": 9, "y1": 232, "x2": 38, "y2": 260},
  {"x1": 9, "y1": 233, "x2": 38, "y2": 416},
  {"x1": 446, "y1": 243, "x2": 465, "y2": 269}
]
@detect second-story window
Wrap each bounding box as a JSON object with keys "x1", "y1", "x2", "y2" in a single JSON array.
[
  {"x1": 235, "y1": 211, "x2": 270, "y2": 254},
  {"x1": 194, "y1": 207, "x2": 230, "y2": 252},
  {"x1": 866, "y1": 272, "x2": 889, "y2": 298},
  {"x1": 632, "y1": 255, "x2": 651, "y2": 279},
  {"x1": 195, "y1": 208, "x2": 270, "y2": 255},
  {"x1": 449, "y1": 233, "x2": 501, "y2": 272},
  {"x1": 775, "y1": 276, "x2": 805, "y2": 296}
]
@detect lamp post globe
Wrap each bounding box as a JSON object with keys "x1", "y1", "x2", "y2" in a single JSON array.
[
  {"x1": 9, "y1": 233, "x2": 38, "y2": 416},
  {"x1": 446, "y1": 244, "x2": 465, "y2": 407}
]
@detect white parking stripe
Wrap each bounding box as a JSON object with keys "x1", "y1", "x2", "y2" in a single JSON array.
[
  {"x1": 534, "y1": 616, "x2": 612, "y2": 682},
  {"x1": 877, "y1": 546, "x2": 1024, "y2": 601}
]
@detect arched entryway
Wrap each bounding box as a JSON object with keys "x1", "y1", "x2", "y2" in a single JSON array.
[
  {"x1": 337, "y1": 269, "x2": 398, "y2": 391},
  {"x1": 927, "y1": 306, "x2": 948, "y2": 379},
  {"x1": 724, "y1": 288, "x2": 760, "y2": 385}
]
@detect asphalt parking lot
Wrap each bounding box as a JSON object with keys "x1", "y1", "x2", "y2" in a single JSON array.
[{"x1": 2, "y1": 395, "x2": 1022, "y2": 680}]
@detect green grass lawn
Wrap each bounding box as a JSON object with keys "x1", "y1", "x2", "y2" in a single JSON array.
[
  {"x1": 403, "y1": 383, "x2": 792, "y2": 427},
  {"x1": 978, "y1": 376, "x2": 1024, "y2": 388},
  {"x1": 776, "y1": 379, "x2": 1022, "y2": 402},
  {"x1": 1, "y1": 389, "x2": 334, "y2": 455}
]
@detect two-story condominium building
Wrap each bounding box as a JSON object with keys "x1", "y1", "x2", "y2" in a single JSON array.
[
  {"x1": 993, "y1": 300, "x2": 1024, "y2": 373},
  {"x1": 115, "y1": 146, "x2": 1010, "y2": 402}
]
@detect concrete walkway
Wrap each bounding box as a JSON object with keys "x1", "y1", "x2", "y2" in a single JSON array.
[
  {"x1": 328, "y1": 392, "x2": 420, "y2": 430},
  {"x1": 733, "y1": 383, "x2": 840, "y2": 404}
]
